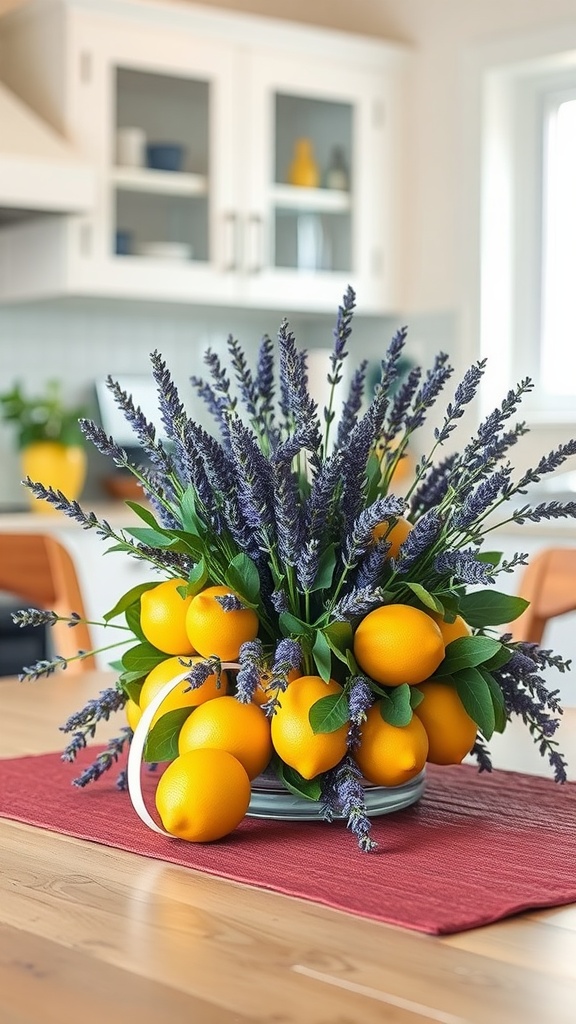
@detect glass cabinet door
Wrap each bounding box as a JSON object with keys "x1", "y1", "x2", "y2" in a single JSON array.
[
  {"x1": 82, "y1": 24, "x2": 240, "y2": 303},
  {"x1": 272, "y1": 92, "x2": 353, "y2": 275},
  {"x1": 112, "y1": 67, "x2": 210, "y2": 264},
  {"x1": 244, "y1": 51, "x2": 388, "y2": 310}
]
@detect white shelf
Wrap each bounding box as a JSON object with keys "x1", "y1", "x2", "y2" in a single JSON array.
[
  {"x1": 111, "y1": 166, "x2": 208, "y2": 197},
  {"x1": 272, "y1": 183, "x2": 351, "y2": 213}
]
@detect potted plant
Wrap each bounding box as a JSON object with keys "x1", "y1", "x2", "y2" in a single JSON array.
[{"x1": 0, "y1": 380, "x2": 87, "y2": 511}]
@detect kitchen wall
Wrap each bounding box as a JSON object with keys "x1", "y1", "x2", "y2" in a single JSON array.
[{"x1": 2, "y1": 0, "x2": 576, "y2": 506}]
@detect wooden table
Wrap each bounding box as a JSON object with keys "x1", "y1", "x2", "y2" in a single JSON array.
[{"x1": 1, "y1": 671, "x2": 576, "y2": 1024}]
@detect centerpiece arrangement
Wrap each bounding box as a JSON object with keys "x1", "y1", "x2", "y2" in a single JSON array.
[{"x1": 15, "y1": 289, "x2": 575, "y2": 852}]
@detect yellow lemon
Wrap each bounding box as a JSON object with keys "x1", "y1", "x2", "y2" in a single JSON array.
[
  {"x1": 353, "y1": 703, "x2": 429, "y2": 786},
  {"x1": 270, "y1": 675, "x2": 349, "y2": 780},
  {"x1": 353, "y1": 604, "x2": 445, "y2": 687},
  {"x1": 155, "y1": 749, "x2": 250, "y2": 842}
]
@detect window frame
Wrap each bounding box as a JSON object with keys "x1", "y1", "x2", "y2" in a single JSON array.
[{"x1": 466, "y1": 25, "x2": 576, "y2": 424}]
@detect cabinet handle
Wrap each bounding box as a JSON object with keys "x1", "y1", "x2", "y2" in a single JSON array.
[
  {"x1": 247, "y1": 213, "x2": 264, "y2": 274},
  {"x1": 222, "y1": 212, "x2": 238, "y2": 272}
]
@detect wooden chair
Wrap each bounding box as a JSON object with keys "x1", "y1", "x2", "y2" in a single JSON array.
[
  {"x1": 0, "y1": 533, "x2": 95, "y2": 673},
  {"x1": 508, "y1": 547, "x2": 576, "y2": 644}
]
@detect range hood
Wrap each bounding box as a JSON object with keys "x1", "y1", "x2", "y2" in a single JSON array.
[{"x1": 0, "y1": 79, "x2": 95, "y2": 219}]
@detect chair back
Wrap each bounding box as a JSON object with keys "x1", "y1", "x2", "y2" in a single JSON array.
[
  {"x1": 0, "y1": 532, "x2": 95, "y2": 673},
  {"x1": 508, "y1": 547, "x2": 576, "y2": 644}
]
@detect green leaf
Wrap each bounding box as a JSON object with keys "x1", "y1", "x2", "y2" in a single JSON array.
[
  {"x1": 186, "y1": 558, "x2": 208, "y2": 597},
  {"x1": 104, "y1": 542, "x2": 135, "y2": 555},
  {"x1": 225, "y1": 553, "x2": 261, "y2": 604},
  {"x1": 125, "y1": 500, "x2": 163, "y2": 530},
  {"x1": 483, "y1": 646, "x2": 513, "y2": 671},
  {"x1": 310, "y1": 544, "x2": 336, "y2": 592},
  {"x1": 323, "y1": 620, "x2": 354, "y2": 666},
  {"x1": 377, "y1": 685, "x2": 413, "y2": 727},
  {"x1": 103, "y1": 581, "x2": 157, "y2": 621},
  {"x1": 118, "y1": 668, "x2": 150, "y2": 685},
  {"x1": 409, "y1": 686, "x2": 424, "y2": 710},
  {"x1": 440, "y1": 635, "x2": 504, "y2": 674},
  {"x1": 309, "y1": 691, "x2": 350, "y2": 734},
  {"x1": 178, "y1": 485, "x2": 207, "y2": 537},
  {"x1": 406, "y1": 582, "x2": 445, "y2": 614},
  {"x1": 275, "y1": 759, "x2": 322, "y2": 801},
  {"x1": 121, "y1": 642, "x2": 167, "y2": 674},
  {"x1": 143, "y1": 708, "x2": 193, "y2": 762},
  {"x1": 458, "y1": 590, "x2": 529, "y2": 627},
  {"x1": 125, "y1": 602, "x2": 146, "y2": 642},
  {"x1": 434, "y1": 591, "x2": 461, "y2": 623},
  {"x1": 126, "y1": 526, "x2": 183, "y2": 548},
  {"x1": 365, "y1": 451, "x2": 384, "y2": 504},
  {"x1": 476, "y1": 550, "x2": 503, "y2": 566},
  {"x1": 120, "y1": 678, "x2": 144, "y2": 703},
  {"x1": 107, "y1": 659, "x2": 124, "y2": 672},
  {"x1": 453, "y1": 667, "x2": 496, "y2": 740},
  {"x1": 279, "y1": 612, "x2": 312, "y2": 639},
  {"x1": 479, "y1": 669, "x2": 508, "y2": 734},
  {"x1": 312, "y1": 631, "x2": 332, "y2": 682}
]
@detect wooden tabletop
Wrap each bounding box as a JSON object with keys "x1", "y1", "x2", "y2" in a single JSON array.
[{"x1": 1, "y1": 671, "x2": 576, "y2": 1024}]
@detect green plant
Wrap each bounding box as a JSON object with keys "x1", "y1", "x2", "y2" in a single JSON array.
[{"x1": 0, "y1": 380, "x2": 87, "y2": 449}]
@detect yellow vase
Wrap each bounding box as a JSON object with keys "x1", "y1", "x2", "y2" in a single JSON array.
[
  {"x1": 21, "y1": 441, "x2": 87, "y2": 513},
  {"x1": 287, "y1": 137, "x2": 320, "y2": 188}
]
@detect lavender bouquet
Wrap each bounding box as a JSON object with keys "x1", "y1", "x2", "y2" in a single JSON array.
[{"x1": 15, "y1": 288, "x2": 575, "y2": 851}]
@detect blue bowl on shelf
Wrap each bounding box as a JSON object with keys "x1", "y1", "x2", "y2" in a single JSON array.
[{"x1": 146, "y1": 143, "x2": 185, "y2": 172}]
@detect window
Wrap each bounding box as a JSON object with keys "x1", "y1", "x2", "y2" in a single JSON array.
[
  {"x1": 541, "y1": 91, "x2": 576, "y2": 398},
  {"x1": 479, "y1": 47, "x2": 576, "y2": 421}
]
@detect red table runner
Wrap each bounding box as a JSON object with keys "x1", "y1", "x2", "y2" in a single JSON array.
[{"x1": 1, "y1": 747, "x2": 575, "y2": 934}]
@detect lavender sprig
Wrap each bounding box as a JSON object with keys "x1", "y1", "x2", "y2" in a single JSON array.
[
  {"x1": 323, "y1": 285, "x2": 356, "y2": 454},
  {"x1": 236, "y1": 639, "x2": 265, "y2": 703},
  {"x1": 69, "y1": 729, "x2": 132, "y2": 788},
  {"x1": 60, "y1": 687, "x2": 127, "y2": 736},
  {"x1": 322, "y1": 757, "x2": 376, "y2": 852}
]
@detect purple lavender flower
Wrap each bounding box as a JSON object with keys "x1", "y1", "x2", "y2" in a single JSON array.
[
  {"x1": 236, "y1": 639, "x2": 265, "y2": 703},
  {"x1": 341, "y1": 495, "x2": 406, "y2": 569},
  {"x1": 434, "y1": 359, "x2": 486, "y2": 445},
  {"x1": 410, "y1": 453, "x2": 459, "y2": 516},
  {"x1": 392, "y1": 509, "x2": 444, "y2": 573},
  {"x1": 335, "y1": 361, "x2": 368, "y2": 451},
  {"x1": 181, "y1": 656, "x2": 223, "y2": 691},
  {"x1": 190, "y1": 346, "x2": 236, "y2": 441},
  {"x1": 12, "y1": 608, "x2": 59, "y2": 628},
  {"x1": 215, "y1": 593, "x2": 246, "y2": 611},
  {"x1": 332, "y1": 585, "x2": 386, "y2": 622},
  {"x1": 330, "y1": 285, "x2": 356, "y2": 368},
  {"x1": 272, "y1": 638, "x2": 302, "y2": 677},
  {"x1": 403, "y1": 352, "x2": 452, "y2": 433},
  {"x1": 69, "y1": 729, "x2": 131, "y2": 787},
  {"x1": 346, "y1": 675, "x2": 374, "y2": 750},
  {"x1": 60, "y1": 687, "x2": 127, "y2": 734},
  {"x1": 471, "y1": 737, "x2": 493, "y2": 773},
  {"x1": 322, "y1": 757, "x2": 376, "y2": 852},
  {"x1": 434, "y1": 548, "x2": 496, "y2": 585},
  {"x1": 451, "y1": 467, "x2": 512, "y2": 531},
  {"x1": 492, "y1": 643, "x2": 568, "y2": 782},
  {"x1": 104, "y1": 370, "x2": 176, "y2": 475}
]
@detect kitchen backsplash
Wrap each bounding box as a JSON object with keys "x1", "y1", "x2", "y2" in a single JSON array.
[{"x1": 0, "y1": 299, "x2": 454, "y2": 507}]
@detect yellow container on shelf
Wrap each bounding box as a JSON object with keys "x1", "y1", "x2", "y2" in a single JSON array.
[{"x1": 287, "y1": 137, "x2": 320, "y2": 188}]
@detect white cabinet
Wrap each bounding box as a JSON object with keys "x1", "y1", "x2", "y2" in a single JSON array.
[{"x1": 0, "y1": 0, "x2": 409, "y2": 314}]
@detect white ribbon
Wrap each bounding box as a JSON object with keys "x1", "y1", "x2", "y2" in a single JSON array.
[{"x1": 127, "y1": 662, "x2": 240, "y2": 836}]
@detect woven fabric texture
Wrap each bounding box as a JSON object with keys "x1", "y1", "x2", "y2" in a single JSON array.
[{"x1": 1, "y1": 748, "x2": 575, "y2": 935}]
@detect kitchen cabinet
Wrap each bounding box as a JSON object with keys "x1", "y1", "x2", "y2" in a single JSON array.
[{"x1": 0, "y1": 0, "x2": 409, "y2": 314}]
